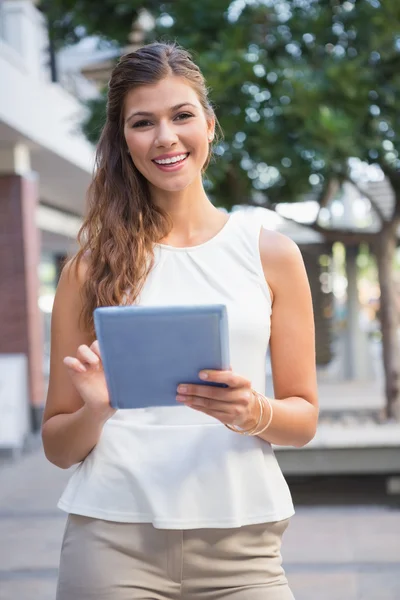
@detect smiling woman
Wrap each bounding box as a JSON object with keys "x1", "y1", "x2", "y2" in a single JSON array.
[
  {"x1": 123, "y1": 81, "x2": 210, "y2": 187},
  {"x1": 42, "y1": 41, "x2": 316, "y2": 600},
  {"x1": 71, "y1": 46, "x2": 222, "y2": 330}
]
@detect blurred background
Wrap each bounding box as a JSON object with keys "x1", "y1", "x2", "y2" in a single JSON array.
[{"x1": 0, "y1": 1, "x2": 399, "y2": 599}]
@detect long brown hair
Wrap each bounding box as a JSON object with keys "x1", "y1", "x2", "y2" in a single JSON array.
[{"x1": 74, "y1": 42, "x2": 220, "y2": 336}]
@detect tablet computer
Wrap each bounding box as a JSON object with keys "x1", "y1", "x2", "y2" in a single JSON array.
[{"x1": 94, "y1": 304, "x2": 230, "y2": 410}]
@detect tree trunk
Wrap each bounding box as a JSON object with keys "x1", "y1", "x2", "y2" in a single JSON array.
[
  {"x1": 226, "y1": 164, "x2": 249, "y2": 207},
  {"x1": 374, "y1": 222, "x2": 400, "y2": 420}
]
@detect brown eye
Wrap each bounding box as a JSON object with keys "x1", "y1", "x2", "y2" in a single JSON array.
[
  {"x1": 175, "y1": 113, "x2": 194, "y2": 121},
  {"x1": 132, "y1": 120, "x2": 152, "y2": 128}
]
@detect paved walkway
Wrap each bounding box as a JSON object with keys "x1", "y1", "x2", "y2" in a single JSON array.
[{"x1": 1, "y1": 446, "x2": 400, "y2": 600}]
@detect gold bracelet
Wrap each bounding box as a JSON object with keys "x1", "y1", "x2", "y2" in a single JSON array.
[
  {"x1": 225, "y1": 390, "x2": 263, "y2": 435},
  {"x1": 252, "y1": 394, "x2": 273, "y2": 435},
  {"x1": 225, "y1": 392, "x2": 274, "y2": 436}
]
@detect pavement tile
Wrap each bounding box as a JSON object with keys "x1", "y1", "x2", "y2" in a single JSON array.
[
  {"x1": 358, "y1": 572, "x2": 400, "y2": 600},
  {"x1": 351, "y1": 510, "x2": 400, "y2": 563},
  {"x1": 0, "y1": 578, "x2": 57, "y2": 600},
  {"x1": 0, "y1": 517, "x2": 65, "y2": 571},
  {"x1": 286, "y1": 571, "x2": 359, "y2": 600},
  {"x1": 282, "y1": 510, "x2": 356, "y2": 563},
  {"x1": 1, "y1": 447, "x2": 400, "y2": 600}
]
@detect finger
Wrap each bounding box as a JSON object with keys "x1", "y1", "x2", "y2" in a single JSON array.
[
  {"x1": 177, "y1": 394, "x2": 241, "y2": 415},
  {"x1": 177, "y1": 394, "x2": 227, "y2": 411},
  {"x1": 63, "y1": 356, "x2": 87, "y2": 373},
  {"x1": 188, "y1": 405, "x2": 231, "y2": 423},
  {"x1": 177, "y1": 384, "x2": 242, "y2": 402},
  {"x1": 198, "y1": 370, "x2": 250, "y2": 389},
  {"x1": 188, "y1": 402, "x2": 254, "y2": 429},
  {"x1": 76, "y1": 344, "x2": 100, "y2": 367}
]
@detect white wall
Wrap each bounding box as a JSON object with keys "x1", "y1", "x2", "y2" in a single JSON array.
[{"x1": 0, "y1": 1, "x2": 94, "y2": 174}]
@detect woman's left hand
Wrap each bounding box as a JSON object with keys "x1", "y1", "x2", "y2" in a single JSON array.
[{"x1": 176, "y1": 370, "x2": 258, "y2": 429}]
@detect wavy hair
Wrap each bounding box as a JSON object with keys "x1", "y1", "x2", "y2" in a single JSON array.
[{"x1": 74, "y1": 42, "x2": 220, "y2": 336}]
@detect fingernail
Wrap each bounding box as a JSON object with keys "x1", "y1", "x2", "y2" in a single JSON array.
[
  {"x1": 199, "y1": 372, "x2": 208, "y2": 380},
  {"x1": 178, "y1": 385, "x2": 187, "y2": 393},
  {"x1": 176, "y1": 395, "x2": 185, "y2": 402}
]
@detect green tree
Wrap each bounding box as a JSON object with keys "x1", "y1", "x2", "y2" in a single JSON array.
[{"x1": 40, "y1": 0, "x2": 400, "y2": 418}]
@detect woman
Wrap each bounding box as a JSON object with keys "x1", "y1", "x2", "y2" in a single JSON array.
[{"x1": 42, "y1": 41, "x2": 318, "y2": 600}]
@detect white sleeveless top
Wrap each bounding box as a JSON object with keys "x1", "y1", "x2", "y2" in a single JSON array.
[{"x1": 58, "y1": 210, "x2": 294, "y2": 529}]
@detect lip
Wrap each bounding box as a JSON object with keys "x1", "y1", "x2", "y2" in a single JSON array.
[
  {"x1": 152, "y1": 151, "x2": 189, "y2": 161},
  {"x1": 151, "y1": 152, "x2": 190, "y2": 173}
]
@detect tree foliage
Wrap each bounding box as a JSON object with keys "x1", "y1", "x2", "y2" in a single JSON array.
[
  {"x1": 39, "y1": 0, "x2": 400, "y2": 416},
  {"x1": 41, "y1": 0, "x2": 400, "y2": 210}
]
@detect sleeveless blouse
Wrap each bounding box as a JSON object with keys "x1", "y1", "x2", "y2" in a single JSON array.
[{"x1": 58, "y1": 210, "x2": 295, "y2": 528}]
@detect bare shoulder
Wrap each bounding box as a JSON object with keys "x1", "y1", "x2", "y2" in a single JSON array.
[
  {"x1": 52, "y1": 254, "x2": 91, "y2": 314},
  {"x1": 58, "y1": 254, "x2": 90, "y2": 291},
  {"x1": 52, "y1": 253, "x2": 93, "y2": 339},
  {"x1": 259, "y1": 227, "x2": 302, "y2": 267},
  {"x1": 259, "y1": 228, "x2": 307, "y2": 301}
]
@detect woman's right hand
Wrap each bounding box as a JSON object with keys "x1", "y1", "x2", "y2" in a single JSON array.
[{"x1": 63, "y1": 340, "x2": 116, "y2": 420}]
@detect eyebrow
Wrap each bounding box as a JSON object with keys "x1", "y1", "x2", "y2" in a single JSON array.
[{"x1": 125, "y1": 102, "x2": 198, "y2": 123}]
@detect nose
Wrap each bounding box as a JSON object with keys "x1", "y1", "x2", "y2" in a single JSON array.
[{"x1": 155, "y1": 120, "x2": 178, "y2": 148}]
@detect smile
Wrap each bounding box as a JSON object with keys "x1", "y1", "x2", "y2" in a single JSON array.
[
  {"x1": 154, "y1": 153, "x2": 189, "y2": 165},
  {"x1": 152, "y1": 153, "x2": 190, "y2": 170}
]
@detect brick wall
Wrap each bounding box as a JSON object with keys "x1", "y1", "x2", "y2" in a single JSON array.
[{"x1": 0, "y1": 174, "x2": 44, "y2": 410}]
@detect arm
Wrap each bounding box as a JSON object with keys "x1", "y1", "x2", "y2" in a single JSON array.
[
  {"x1": 254, "y1": 228, "x2": 319, "y2": 447},
  {"x1": 42, "y1": 259, "x2": 115, "y2": 469},
  {"x1": 175, "y1": 228, "x2": 318, "y2": 448}
]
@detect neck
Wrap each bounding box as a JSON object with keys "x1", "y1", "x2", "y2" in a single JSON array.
[{"x1": 150, "y1": 176, "x2": 228, "y2": 247}]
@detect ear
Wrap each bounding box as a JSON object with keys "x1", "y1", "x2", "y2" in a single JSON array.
[{"x1": 207, "y1": 118, "x2": 215, "y2": 142}]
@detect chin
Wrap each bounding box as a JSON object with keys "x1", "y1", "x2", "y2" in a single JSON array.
[
  {"x1": 152, "y1": 176, "x2": 196, "y2": 194},
  {"x1": 166, "y1": 181, "x2": 193, "y2": 192}
]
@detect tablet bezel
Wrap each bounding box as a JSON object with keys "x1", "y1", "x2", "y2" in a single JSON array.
[{"x1": 93, "y1": 304, "x2": 230, "y2": 409}]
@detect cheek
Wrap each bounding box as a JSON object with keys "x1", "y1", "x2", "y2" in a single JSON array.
[
  {"x1": 125, "y1": 131, "x2": 149, "y2": 160},
  {"x1": 189, "y1": 130, "x2": 209, "y2": 161},
  {"x1": 196, "y1": 125, "x2": 209, "y2": 145}
]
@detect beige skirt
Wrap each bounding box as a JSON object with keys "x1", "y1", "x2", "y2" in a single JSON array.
[{"x1": 56, "y1": 514, "x2": 294, "y2": 600}]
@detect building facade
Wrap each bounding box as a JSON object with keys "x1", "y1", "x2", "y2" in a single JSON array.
[{"x1": 0, "y1": 0, "x2": 92, "y2": 443}]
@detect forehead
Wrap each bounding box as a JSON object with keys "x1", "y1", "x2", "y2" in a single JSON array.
[{"x1": 123, "y1": 76, "x2": 201, "y2": 117}]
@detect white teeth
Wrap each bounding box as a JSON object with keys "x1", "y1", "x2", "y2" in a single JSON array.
[{"x1": 154, "y1": 153, "x2": 188, "y2": 165}]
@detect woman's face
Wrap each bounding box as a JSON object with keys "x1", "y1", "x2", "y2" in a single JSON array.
[{"x1": 123, "y1": 76, "x2": 214, "y2": 194}]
